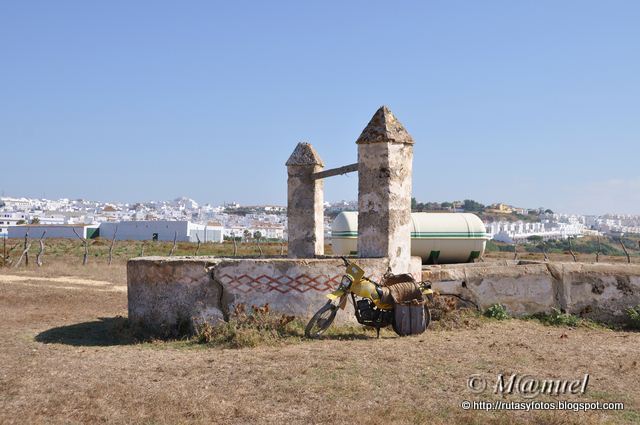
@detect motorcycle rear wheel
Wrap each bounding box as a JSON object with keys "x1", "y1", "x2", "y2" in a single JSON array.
[
  {"x1": 305, "y1": 302, "x2": 338, "y2": 338},
  {"x1": 392, "y1": 304, "x2": 431, "y2": 336}
]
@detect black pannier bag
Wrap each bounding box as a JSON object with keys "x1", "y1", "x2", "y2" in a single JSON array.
[{"x1": 393, "y1": 299, "x2": 427, "y2": 336}]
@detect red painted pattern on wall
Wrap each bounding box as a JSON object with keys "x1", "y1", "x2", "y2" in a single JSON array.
[{"x1": 217, "y1": 274, "x2": 344, "y2": 294}]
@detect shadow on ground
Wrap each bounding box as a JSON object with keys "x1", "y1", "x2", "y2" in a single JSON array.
[
  {"x1": 35, "y1": 317, "x2": 387, "y2": 347},
  {"x1": 35, "y1": 316, "x2": 137, "y2": 346}
]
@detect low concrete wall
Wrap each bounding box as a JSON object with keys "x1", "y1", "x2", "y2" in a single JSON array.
[
  {"x1": 127, "y1": 257, "x2": 223, "y2": 336},
  {"x1": 127, "y1": 256, "x2": 423, "y2": 335},
  {"x1": 423, "y1": 261, "x2": 640, "y2": 323},
  {"x1": 128, "y1": 257, "x2": 640, "y2": 335}
]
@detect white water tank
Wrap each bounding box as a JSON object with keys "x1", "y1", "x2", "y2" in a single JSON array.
[{"x1": 331, "y1": 211, "x2": 489, "y2": 264}]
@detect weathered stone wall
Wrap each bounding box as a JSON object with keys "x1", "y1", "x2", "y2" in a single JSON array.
[
  {"x1": 559, "y1": 262, "x2": 640, "y2": 322},
  {"x1": 128, "y1": 256, "x2": 423, "y2": 334},
  {"x1": 424, "y1": 261, "x2": 640, "y2": 323},
  {"x1": 127, "y1": 257, "x2": 224, "y2": 335}
]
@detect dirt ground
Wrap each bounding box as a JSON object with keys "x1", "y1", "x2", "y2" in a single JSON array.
[{"x1": 1, "y1": 263, "x2": 640, "y2": 424}]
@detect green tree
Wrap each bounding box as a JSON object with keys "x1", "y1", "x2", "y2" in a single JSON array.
[
  {"x1": 462, "y1": 199, "x2": 485, "y2": 212},
  {"x1": 16, "y1": 219, "x2": 26, "y2": 225},
  {"x1": 30, "y1": 217, "x2": 40, "y2": 224}
]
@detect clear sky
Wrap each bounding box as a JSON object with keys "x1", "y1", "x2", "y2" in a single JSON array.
[{"x1": 1, "y1": 1, "x2": 638, "y2": 214}]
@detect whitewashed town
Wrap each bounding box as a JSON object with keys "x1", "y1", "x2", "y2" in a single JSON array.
[{"x1": 1, "y1": 195, "x2": 638, "y2": 244}]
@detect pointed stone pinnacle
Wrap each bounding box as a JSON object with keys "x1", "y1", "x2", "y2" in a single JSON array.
[
  {"x1": 355, "y1": 106, "x2": 414, "y2": 145},
  {"x1": 285, "y1": 142, "x2": 324, "y2": 167}
]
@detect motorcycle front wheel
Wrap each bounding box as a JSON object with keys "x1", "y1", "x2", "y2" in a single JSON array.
[{"x1": 305, "y1": 302, "x2": 338, "y2": 338}]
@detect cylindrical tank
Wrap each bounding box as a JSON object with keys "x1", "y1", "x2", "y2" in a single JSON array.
[{"x1": 331, "y1": 211, "x2": 489, "y2": 264}]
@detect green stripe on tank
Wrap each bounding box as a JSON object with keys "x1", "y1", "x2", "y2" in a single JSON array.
[
  {"x1": 332, "y1": 232, "x2": 488, "y2": 239},
  {"x1": 332, "y1": 231, "x2": 358, "y2": 236},
  {"x1": 411, "y1": 232, "x2": 487, "y2": 238}
]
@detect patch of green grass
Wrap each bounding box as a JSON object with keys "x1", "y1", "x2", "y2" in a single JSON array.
[
  {"x1": 484, "y1": 304, "x2": 509, "y2": 320},
  {"x1": 626, "y1": 305, "x2": 640, "y2": 330},
  {"x1": 541, "y1": 308, "x2": 581, "y2": 326},
  {"x1": 527, "y1": 308, "x2": 608, "y2": 329},
  {"x1": 621, "y1": 410, "x2": 640, "y2": 423}
]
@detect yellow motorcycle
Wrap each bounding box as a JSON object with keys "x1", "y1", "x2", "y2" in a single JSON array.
[{"x1": 305, "y1": 257, "x2": 434, "y2": 338}]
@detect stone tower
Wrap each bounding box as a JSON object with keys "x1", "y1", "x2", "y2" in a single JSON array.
[
  {"x1": 286, "y1": 142, "x2": 325, "y2": 258},
  {"x1": 356, "y1": 106, "x2": 414, "y2": 273}
]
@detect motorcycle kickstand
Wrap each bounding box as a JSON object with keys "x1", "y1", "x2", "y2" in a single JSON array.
[{"x1": 376, "y1": 327, "x2": 380, "y2": 339}]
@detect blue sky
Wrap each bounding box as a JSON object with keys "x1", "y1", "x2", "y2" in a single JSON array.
[{"x1": 1, "y1": 1, "x2": 638, "y2": 214}]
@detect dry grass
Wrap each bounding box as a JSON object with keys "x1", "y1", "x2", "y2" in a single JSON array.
[
  {"x1": 195, "y1": 303, "x2": 302, "y2": 348},
  {"x1": 1, "y1": 262, "x2": 640, "y2": 424}
]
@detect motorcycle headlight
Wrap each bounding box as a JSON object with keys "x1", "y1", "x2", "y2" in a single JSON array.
[{"x1": 340, "y1": 275, "x2": 352, "y2": 288}]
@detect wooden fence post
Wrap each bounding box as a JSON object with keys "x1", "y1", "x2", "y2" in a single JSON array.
[
  {"x1": 36, "y1": 231, "x2": 46, "y2": 267},
  {"x1": 619, "y1": 238, "x2": 631, "y2": 264},
  {"x1": 568, "y1": 237, "x2": 577, "y2": 262},
  {"x1": 108, "y1": 226, "x2": 118, "y2": 266},
  {"x1": 168, "y1": 231, "x2": 177, "y2": 256},
  {"x1": 72, "y1": 227, "x2": 89, "y2": 266},
  {"x1": 194, "y1": 234, "x2": 201, "y2": 256},
  {"x1": 24, "y1": 230, "x2": 29, "y2": 267}
]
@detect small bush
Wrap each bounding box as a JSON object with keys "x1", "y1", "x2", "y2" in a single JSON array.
[
  {"x1": 627, "y1": 305, "x2": 640, "y2": 330},
  {"x1": 533, "y1": 308, "x2": 581, "y2": 327},
  {"x1": 484, "y1": 304, "x2": 509, "y2": 320},
  {"x1": 195, "y1": 303, "x2": 304, "y2": 348},
  {"x1": 431, "y1": 308, "x2": 485, "y2": 331},
  {"x1": 429, "y1": 294, "x2": 458, "y2": 321}
]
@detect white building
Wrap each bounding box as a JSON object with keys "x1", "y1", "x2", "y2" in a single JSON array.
[
  {"x1": 223, "y1": 226, "x2": 247, "y2": 240},
  {"x1": 28, "y1": 212, "x2": 67, "y2": 225},
  {"x1": 250, "y1": 222, "x2": 285, "y2": 240},
  {"x1": 487, "y1": 220, "x2": 584, "y2": 244},
  {"x1": 0, "y1": 197, "x2": 33, "y2": 210},
  {"x1": 7, "y1": 224, "x2": 99, "y2": 240},
  {"x1": 190, "y1": 221, "x2": 224, "y2": 243},
  {"x1": 0, "y1": 212, "x2": 28, "y2": 237},
  {"x1": 98, "y1": 220, "x2": 223, "y2": 243}
]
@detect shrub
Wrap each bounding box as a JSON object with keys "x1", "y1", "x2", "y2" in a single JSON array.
[
  {"x1": 626, "y1": 305, "x2": 640, "y2": 330},
  {"x1": 195, "y1": 303, "x2": 303, "y2": 348},
  {"x1": 484, "y1": 304, "x2": 509, "y2": 320},
  {"x1": 485, "y1": 241, "x2": 515, "y2": 253},
  {"x1": 533, "y1": 308, "x2": 581, "y2": 327},
  {"x1": 428, "y1": 294, "x2": 458, "y2": 321},
  {"x1": 431, "y1": 308, "x2": 484, "y2": 331}
]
